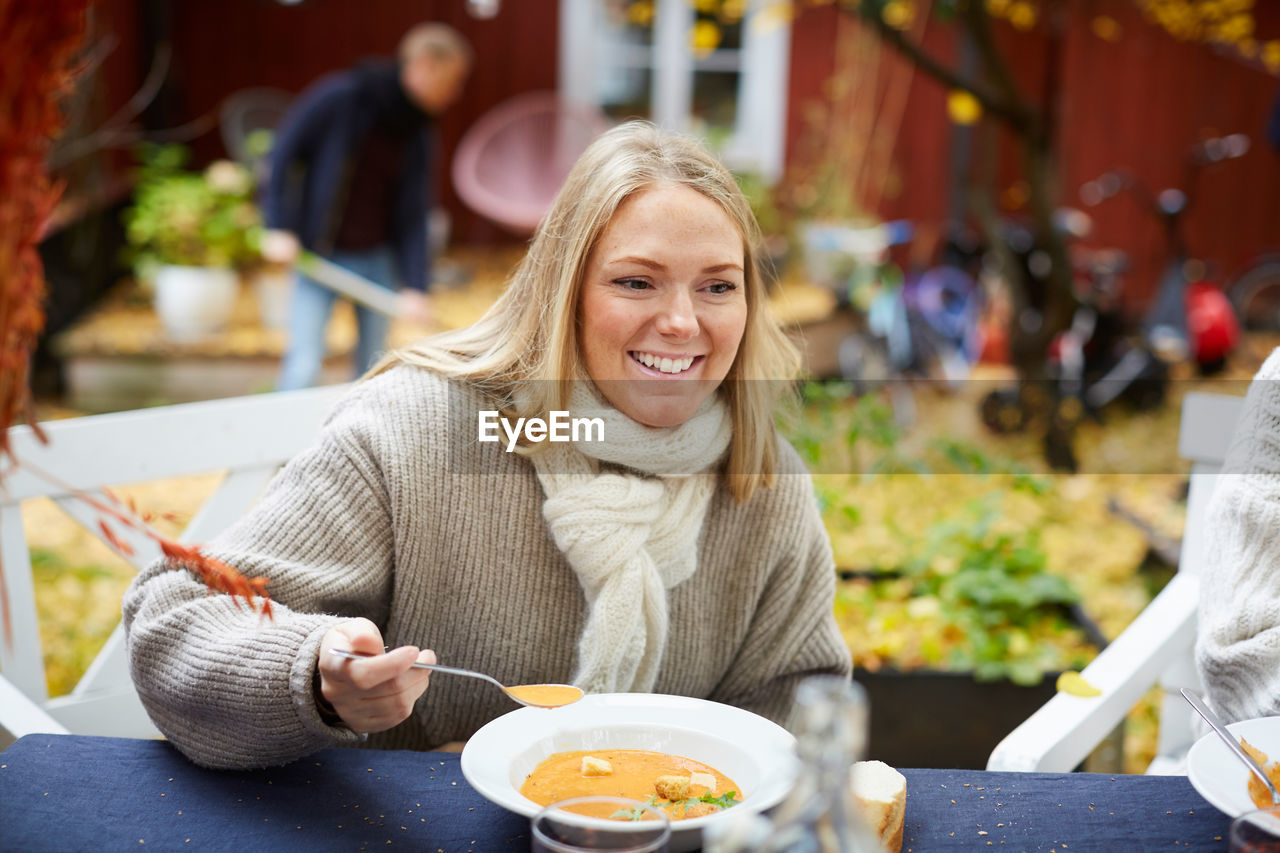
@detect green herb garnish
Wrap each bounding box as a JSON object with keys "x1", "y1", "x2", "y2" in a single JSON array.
[
  {"x1": 611, "y1": 797, "x2": 660, "y2": 822},
  {"x1": 685, "y1": 790, "x2": 741, "y2": 811}
]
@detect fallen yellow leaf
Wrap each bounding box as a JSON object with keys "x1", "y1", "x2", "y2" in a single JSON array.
[{"x1": 1056, "y1": 671, "x2": 1102, "y2": 697}]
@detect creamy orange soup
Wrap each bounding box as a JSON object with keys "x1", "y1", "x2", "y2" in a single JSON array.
[
  {"x1": 1241, "y1": 738, "x2": 1280, "y2": 809},
  {"x1": 504, "y1": 684, "x2": 584, "y2": 707},
  {"x1": 520, "y1": 749, "x2": 742, "y2": 821}
]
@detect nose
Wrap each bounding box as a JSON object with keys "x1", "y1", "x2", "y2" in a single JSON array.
[{"x1": 654, "y1": 289, "x2": 699, "y2": 340}]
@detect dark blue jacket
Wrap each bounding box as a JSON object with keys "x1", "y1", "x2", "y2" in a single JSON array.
[{"x1": 264, "y1": 63, "x2": 434, "y2": 292}]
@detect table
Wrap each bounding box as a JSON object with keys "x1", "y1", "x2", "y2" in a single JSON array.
[{"x1": 0, "y1": 734, "x2": 1230, "y2": 852}]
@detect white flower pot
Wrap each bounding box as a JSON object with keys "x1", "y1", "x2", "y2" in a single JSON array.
[
  {"x1": 250, "y1": 269, "x2": 292, "y2": 330},
  {"x1": 153, "y1": 265, "x2": 239, "y2": 341}
]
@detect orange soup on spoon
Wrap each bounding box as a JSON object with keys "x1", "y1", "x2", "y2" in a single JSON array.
[{"x1": 505, "y1": 684, "x2": 584, "y2": 708}]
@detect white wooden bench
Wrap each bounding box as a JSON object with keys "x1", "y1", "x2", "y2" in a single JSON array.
[
  {"x1": 987, "y1": 391, "x2": 1245, "y2": 773},
  {"x1": 0, "y1": 385, "x2": 347, "y2": 747}
]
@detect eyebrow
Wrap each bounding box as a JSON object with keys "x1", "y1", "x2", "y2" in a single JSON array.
[{"x1": 607, "y1": 256, "x2": 744, "y2": 274}]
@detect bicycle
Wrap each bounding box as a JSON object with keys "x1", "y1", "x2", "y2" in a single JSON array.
[
  {"x1": 1227, "y1": 252, "x2": 1280, "y2": 334},
  {"x1": 826, "y1": 221, "x2": 987, "y2": 426},
  {"x1": 1078, "y1": 133, "x2": 1247, "y2": 373}
]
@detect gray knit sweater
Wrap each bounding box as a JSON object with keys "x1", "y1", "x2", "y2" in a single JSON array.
[
  {"x1": 1196, "y1": 348, "x2": 1280, "y2": 723},
  {"x1": 122, "y1": 365, "x2": 852, "y2": 769}
]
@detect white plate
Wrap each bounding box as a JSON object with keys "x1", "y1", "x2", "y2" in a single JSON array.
[
  {"x1": 461, "y1": 692, "x2": 798, "y2": 853},
  {"x1": 1186, "y1": 715, "x2": 1280, "y2": 817}
]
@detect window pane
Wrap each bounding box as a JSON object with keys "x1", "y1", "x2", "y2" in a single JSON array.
[
  {"x1": 691, "y1": 70, "x2": 740, "y2": 141},
  {"x1": 604, "y1": 0, "x2": 655, "y2": 47},
  {"x1": 695, "y1": 6, "x2": 742, "y2": 51},
  {"x1": 601, "y1": 66, "x2": 653, "y2": 122}
]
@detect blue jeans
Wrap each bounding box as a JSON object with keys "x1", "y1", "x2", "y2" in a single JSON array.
[{"x1": 277, "y1": 247, "x2": 396, "y2": 391}]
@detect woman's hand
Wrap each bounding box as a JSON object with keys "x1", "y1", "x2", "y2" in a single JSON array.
[{"x1": 317, "y1": 618, "x2": 435, "y2": 733}]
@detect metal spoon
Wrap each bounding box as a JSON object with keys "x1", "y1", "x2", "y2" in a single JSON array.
[
  {"x1": 328, "y1": 648, "x2": 583, "y2": 709},
  {"x1": 1181, "y1": 687, "x2": 1280, "y2": 805}
]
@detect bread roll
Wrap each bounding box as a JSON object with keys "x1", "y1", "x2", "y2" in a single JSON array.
[{"x1": 848, "y1": 760, "x2": 906, "y2": 853}]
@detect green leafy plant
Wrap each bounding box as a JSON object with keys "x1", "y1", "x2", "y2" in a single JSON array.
[
  {"x1": 122, "y1": 143, "x2": 262, "y2": 273},
  {"x1": 785, "y1": 381, "x2": 1097, "y2": 685},
  {"x1": 736, "y1": 171, "x2": 788, "y2": 244},
  {"x1": 833, "y1": 494, "x2": 1097, "y2": 685}
]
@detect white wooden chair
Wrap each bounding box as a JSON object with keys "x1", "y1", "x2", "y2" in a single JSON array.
[
  {"x1": 0, "y1": 385, "x2": 347, "y2": 747},
  {"x1": 987, "y1": 391, "x2": 1245, "y2": 773}
]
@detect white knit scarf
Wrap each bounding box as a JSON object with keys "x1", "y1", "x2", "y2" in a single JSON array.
[{"x1": 530, "y1": 383, "x2": 732, "y2": 694}]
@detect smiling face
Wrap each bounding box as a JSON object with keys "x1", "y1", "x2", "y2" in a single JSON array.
[{"x1": 578, "y1": 183, "x2": 748, "y2": 428}]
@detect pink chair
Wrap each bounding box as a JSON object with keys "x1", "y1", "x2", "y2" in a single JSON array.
[{"x1": 451, "y1": 91, "x2": 612, "y2": 235}]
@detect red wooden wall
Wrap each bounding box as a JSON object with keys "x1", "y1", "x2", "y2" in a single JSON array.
[
  {"x1": 787, "y1": 1, "x2": 1280, "y2": 309},
  {"x1": 84, "y1": 0, "x2": 1279, "y2": 310},
  {"x1": 159, "y1": 0, "x2": 559, "y2": 245}
]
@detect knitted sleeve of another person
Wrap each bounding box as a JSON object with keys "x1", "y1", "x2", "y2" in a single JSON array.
[{"x1": 1196, "y1": 348, "x2": 1280, "y2": 722}]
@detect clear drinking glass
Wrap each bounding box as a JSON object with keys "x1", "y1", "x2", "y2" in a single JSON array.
[
  {"x1": 1230, "y1": 806, "x2": 1280, "y2": 852},
  {"x1": 531, "y1": 796, "x2": 672, "y2": 853},
  {"x1": 706, "y1": 675, "x2": 881, "y2": 852}
]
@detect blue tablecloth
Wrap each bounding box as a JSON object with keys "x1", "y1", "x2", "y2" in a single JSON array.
[{"x1": 0, "y1": 734, "x2": 1230, "y2": 852}]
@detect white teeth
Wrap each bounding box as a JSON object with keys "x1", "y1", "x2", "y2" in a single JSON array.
[{"x1": 631, "y1": 352, "x2": 696, "y2": 374}]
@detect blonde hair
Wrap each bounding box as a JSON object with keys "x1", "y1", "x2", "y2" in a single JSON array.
[
  {"x1": 373, "y1": 121, "x2": 801, "y2": 502},
  {"x1": 398, "y1": 22, "x2": 473, "y2": 68}
]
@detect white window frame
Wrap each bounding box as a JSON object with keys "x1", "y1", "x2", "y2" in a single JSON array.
[{"x1": 559, "y1": 0, "x2": 791, "y2": 181}]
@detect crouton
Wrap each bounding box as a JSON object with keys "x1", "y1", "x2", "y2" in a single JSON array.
[
  {"x1": 689, "y1": 771, "x2": 716, "y2": 792},
  {"x1": 580, "y1": 756, "x2": 613, "y2": 777},
  {"x1": 683, "y1": 802, "x2": 721, "y2": 818},
  {"x1": 654, "y1": 775, "x2": 690, "y2": 800}
]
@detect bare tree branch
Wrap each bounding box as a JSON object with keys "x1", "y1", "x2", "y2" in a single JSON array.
[
  {"x1": 959, "y1": 0, "x2": 1039, "y2": 135},
  {"x1": 834, "y1": 0, "x2": 1031, "y2": 130}
]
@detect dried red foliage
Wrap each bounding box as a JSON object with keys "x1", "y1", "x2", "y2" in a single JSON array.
[
  {"x1": 0, "y1": 0, "x2": 84, "y2": 456},
  {"x1": 21, "y1": 456, "x2": 275, "y2": 623},
  {"x1": 157, "y1": 541, "x2": 273, "y2": 621},
  {"x1": 0, "y1": 0, "x2": 90, "y2": 649},
  {"x1": 0, "y1": 1, "x2": 273, "y2": 649},
  {"x1": 82, "y1": 481, "x2": 272, "y2": 620}
]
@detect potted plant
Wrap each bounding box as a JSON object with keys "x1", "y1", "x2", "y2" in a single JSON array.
[
  {"x1": 122, "y1": 144, "x2": 262, "y2": 340},
  {"x1": 735, "y1": 170, "x2": 792, "y2": 286},
  {"x1": 238, "y1": 128, "x2": 292, "y2": 331}
]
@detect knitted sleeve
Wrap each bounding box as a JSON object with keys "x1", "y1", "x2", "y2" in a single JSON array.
[
  {"x1": 121, "y1": 381, "x2": 401, "y2": 769},
  {"x1": 710, "y1": 444, "x2": 853, "y2": 729},
  {"x1": 1196, "y1": 348, "x2": 1280, "y2": 722}
]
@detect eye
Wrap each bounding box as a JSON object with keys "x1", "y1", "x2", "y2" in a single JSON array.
[
  {"x1": 614, "y1": 278, "x2": 651, "y2": 291},
  {"x1": 706, "y1": 282, "x2": 738, "y2": 295}
]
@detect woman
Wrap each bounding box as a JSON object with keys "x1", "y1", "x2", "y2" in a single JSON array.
[{"x1": 123, "y1": 122, "x2": 852, "y2": 769}]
